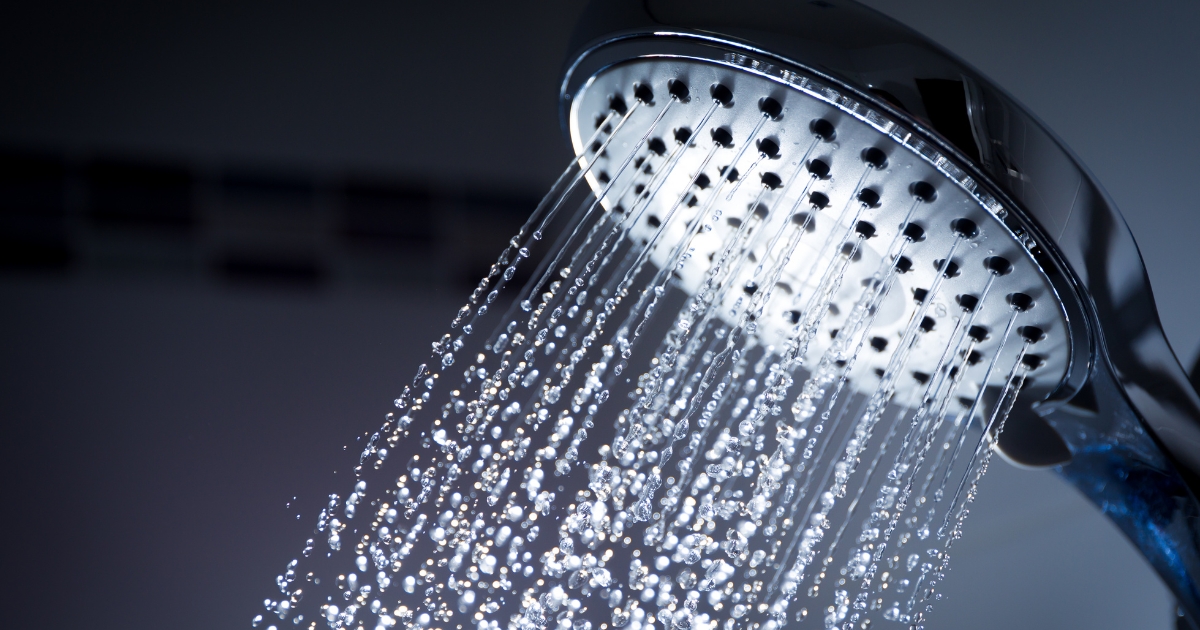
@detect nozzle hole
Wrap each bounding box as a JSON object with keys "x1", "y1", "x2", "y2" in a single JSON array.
[
  {"x1": 757, "y1": 138, "x2": 781, "y2": 159},
  {"x1": 1019, "y1": 326, "x2": 1046, "y2": 343},
  {"x1": 791, "y1": 212, "x2": 816, "y2": 231},
  {"x1": 807, "y1": 158, "x2": 831, "y2": 179},
  {"x1": 633, "y1": 83, "x2": 654, "y2": 105},
  {"x1": 758, "y1": 96, "x2": 783, "y2": 120},
  {"x1": 902, "y1": 223, "x2": 926, "y2": 242},
  {"x1": 934, "y1": 259, "x2": 961, "y2": 278},
  {"x1": 909, "y1": 181, "x2": 937, "y2": 202},
  {"x1": 861, "y1": 147, "x2": 888, "y2": 169},
  {"x1": 1008, "y1": 292, "x2": 1035, "y2": 311},
  {"x1": 760, "y1": 172, "x2": 783, "y2": 190},
  {"x1": 951, "y1": 218, "x2": 979, "y2": 239},
  {"x1": 984, "y1": 256, "x2": 1013, "y2": 275},
  {"x1": 810, "y1": 118, "x2": 836, "y2": 142},
  {"x1": 710, "y1": 83, "x2": 734, "y2": 107},
  {"x1": 856, "y1": 187, "x2": 881, "y2": 208},
  {"x1": 667, "y1": 79, "x2": 690, "y2": 102},
  {"x1": 710, "y1": 127, "x2": 733, "y2": 148}
]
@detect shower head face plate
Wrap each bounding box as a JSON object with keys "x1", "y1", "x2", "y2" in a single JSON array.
[{"x1": 567, "y1": 57, "x2": 1071, "y2": 401}]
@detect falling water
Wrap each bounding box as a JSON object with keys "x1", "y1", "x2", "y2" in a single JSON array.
[{"x1": 254, "y1": 77, "x2": 1053, "y2": 630}]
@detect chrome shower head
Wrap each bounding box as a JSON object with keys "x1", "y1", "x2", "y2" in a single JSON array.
[
  {"x1": 256, "y1": 2, "x2": 1200, "y2": 629},
  {"x1": 564, "y1": 58, "x2": 1071, "y2": 412},
  {"x1": 556, "y1": 0, "x2": 1200, "y2": 621},
  {"x1": 554, "y1": 57, "x2": 1080, "y2": 625}
]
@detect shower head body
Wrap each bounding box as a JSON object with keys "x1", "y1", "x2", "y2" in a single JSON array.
[{"x1": 560, "y1": 0, "x2": 1200, "y2": 615}]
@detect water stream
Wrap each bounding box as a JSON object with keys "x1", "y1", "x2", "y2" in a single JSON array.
[{"x1": 254, "y1": 92, "x2": 1045, "y2": 630}]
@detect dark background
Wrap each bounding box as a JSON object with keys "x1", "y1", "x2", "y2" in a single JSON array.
[{"x1": 0, "y1": 1, "x2": 1195, "y2": 628}]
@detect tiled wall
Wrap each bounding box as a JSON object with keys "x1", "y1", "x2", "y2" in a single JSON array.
[{"x1": 0, "y1": 148, "x2": 538, "y2": 290}]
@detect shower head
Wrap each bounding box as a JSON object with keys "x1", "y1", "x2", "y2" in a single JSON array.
[
  {"x1": 564, "y1": 58, "x2": 1070, "y2": 415},
  {"x1": 559, "y1": 0, "x2": 1200, "y2": 618},
  {"x1": 256, "y1": 2, "x2": 1200, "y2": 629}
]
